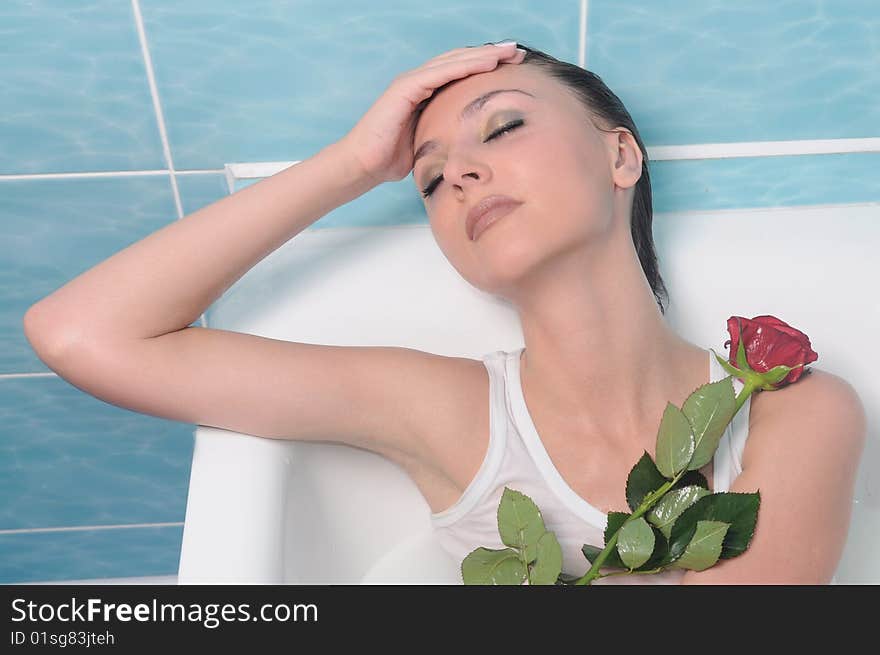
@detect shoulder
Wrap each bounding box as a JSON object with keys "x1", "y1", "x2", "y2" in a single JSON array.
[
  {"x1": 750, "y1": 367, "x2": 865, "y2": 430},
  {"x1": 411, "y1": 352, "x2": 492, "y2": 480},
  {"x1": 416, "y1": 351, "x2": 489, "y2": 406},
  {"x1": 742, "y1": 367, "x2": 867, "y2": 471},
  {"x1": 682, "y1": 367, "x2": 866, "y2": 583},
  {"x1": 427, "y1": 352, "x2": 492, "y2": 432}
]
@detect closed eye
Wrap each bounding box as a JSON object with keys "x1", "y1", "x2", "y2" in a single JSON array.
[{"x1": 421, "y1": 119, "x2": 525, "y2": 199}]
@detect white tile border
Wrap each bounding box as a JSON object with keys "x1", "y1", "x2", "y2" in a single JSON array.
[
  {"x1": 220, "y1": 136, "x2": 880, "y2": 181},
  {"x1": 650, "y1": 136, "x2": 880, "y2": 161},
  {"x1": 580, "y1": 0, "x2": 589, "y2": 69},
  {"x1": 3, "y1": 135, "x2": 878, "y2": 184},
  {"x1": 0, "y1": 522, "x2": 184, "y2": 536},
  {"x1": 130, "y1": 0, "x2": 182, "y2": 221}
]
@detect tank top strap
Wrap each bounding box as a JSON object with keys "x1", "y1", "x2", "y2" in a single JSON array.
[
  {"x1": 708, "y1": 349, "x2": 752, "y2": 493},
  {"x1": 429, "y1": 350, "x2": 510, "y2": 527}
]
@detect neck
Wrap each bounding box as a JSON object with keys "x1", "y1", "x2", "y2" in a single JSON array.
[{"x1": 510, "y1": 229, "x2": 708, "y2": 452}]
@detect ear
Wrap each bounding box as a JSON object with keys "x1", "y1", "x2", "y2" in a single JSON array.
[{"x1": 610, "y1": 129, "x2": 643, "y2": 190}]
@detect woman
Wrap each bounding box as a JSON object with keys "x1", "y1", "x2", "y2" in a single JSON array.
[{"x1": 24, "y1": 41, "x2": 865, "y2": 584}]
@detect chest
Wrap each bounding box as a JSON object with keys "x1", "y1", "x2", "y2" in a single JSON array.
[
  {"x1": 403, "y1": 355, "x2": 724, "y2": 517},
  {"x1": 544, "y1": 444, "x2": 716, "y2": 516}
]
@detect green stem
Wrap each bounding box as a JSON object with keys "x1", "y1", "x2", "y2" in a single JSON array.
[
  {"x1": 520, "y1": 530, "x2": 533, "y2": 585},
  {"x1": 595, "y1": 566, "x2": 666, "y2": 580},
  {"x1": 573, "y1": 377, "x2": 757, "y2": 585}
]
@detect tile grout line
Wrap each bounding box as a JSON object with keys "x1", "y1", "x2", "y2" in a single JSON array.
[
  {"x1": 0, "y1": 522, "x2": 185, "y2": 535},
  {"x1": 130, "y1": 0, "x2": 182, "y2": 222},
  {"x1": 1, "y1": 373, "x2": 58, "y2": 379},
  {"x1": 649, "y1": 137, "x2": 880, "y2": 160},
  {"x1": 2, "y1": 135, "x2": 879, "y2": 183},
  {"x1": 580, "y1": 0, "x2": 588, "y2": 70},
  {"x1": 130, "y1": 0, "x2": 208, "y2": 330},
  {"x1": 0, "y1": 169, "x2": 224, "y2": 180}
]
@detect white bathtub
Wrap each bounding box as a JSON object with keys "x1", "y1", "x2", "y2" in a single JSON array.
[{"x1": 177, "y1": 201, "x2": 879, "y2": 584}]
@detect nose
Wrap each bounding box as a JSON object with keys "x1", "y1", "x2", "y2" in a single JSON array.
[{"x1": 443, "y1": 154, "x2": 491, "y2": 191}]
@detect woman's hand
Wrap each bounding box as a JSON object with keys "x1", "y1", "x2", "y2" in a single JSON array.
[{"x1": 336, "y1": 42, "x2": 526, "y2": 186}]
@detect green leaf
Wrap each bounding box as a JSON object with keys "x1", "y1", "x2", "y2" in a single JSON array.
[
  {"x1": 633, "y1": 525, "x2": 669, "y2": 572},
  {"x1": 647, "y1": 485, "x2": 713, "y2": 540},
  {"x1": 604, "y1": 511, "x2": 629, "y2": 545},
  {"x1": 672, "y1": 469, "x2": 709, "y2": 491},
  {"x1": 681, "y1": 377, "x2": 736, "y2": 470},
  {"x1": 556, "y1": 572, "x2": 581, "y2": 585},
  {"x1": 529, "y1": 531, "x2": 563, "y2": 585},
  {"x1": 668, "y1": 492, "x2": 761, "y2": 563},
  {"x1": 581, "y1": 544, "x2": 603, "y2": 564},
  {"x1": 713, "y1": 349, "x2": 746, "y2": 380},
  {"x1": 735, "y1": 326, "x2": 749, "y2": 371},
  {"x1": 616, "y1": 516, "x2": 655, "y2": 569},
  {"x1": 673, "y1": 520, "x2": 730, "y2": 571},
  {"x1": 497, "y1": 487, "x2": 547, "y2": 563},
  {"x1": 461, "y1": 547, "x2": 527, "y2": 585},
  {"x1": 654, "y1": 402, "x2": 696, "y2": 478},
  {"x1": 625, "y1": 451, "x2": 668, "y2": 512},
  {"x1": 591, "y1": 512, "x2": 628, "y2": 569}
]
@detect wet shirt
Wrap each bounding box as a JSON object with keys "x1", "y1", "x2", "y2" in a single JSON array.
[{"x1": 430, "y1": 346, "x2": 768, "y2": 585}]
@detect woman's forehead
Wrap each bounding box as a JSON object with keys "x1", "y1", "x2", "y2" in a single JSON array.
[{"x1": 414, "y1": 65, "x2": 552, "y2": 139}]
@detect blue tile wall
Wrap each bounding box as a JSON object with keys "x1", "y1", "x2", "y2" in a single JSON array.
[
  {"x1": 587, "y1": 0, "x2": 880, "y2": 144},
  {"x1": 0, "y1": 526, "x2": 184, "y2": 584},
  {"x1": 0, "y1": 377, "x2": 193, "y2": 531},
  {"x1": 0, "y1": 0, "x2": 166, "y2": 175},
  {"x1": 1, "y1": 0, "x2": 877, "y2": 583},
  {"x1": 650, "y1": 152, "x2": 880, "y2": 214}
]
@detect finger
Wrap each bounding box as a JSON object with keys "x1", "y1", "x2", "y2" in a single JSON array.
[
  {"x1": 499, "y1": 47, "x2": 526, "y2": 62},
  {"x1": 401, "y1": 52, "x2": 524, "y2": 104},
  {"x1": 412, "y1": 51, "x2": 524, "y2": 88},
  {"x1": 422, "y1": 42, "x2": 518, "y2": 66},
  {"x1": 415, "y1": 47, "x2": 522, "y2": 77}
]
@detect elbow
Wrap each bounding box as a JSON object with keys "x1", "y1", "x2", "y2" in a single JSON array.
[
  {"x1": 23, "y1": 304, "x2": 48, "y2": 350},
  {"x1": 23, "y1": 304, "x2": 78, "y2": 364}
]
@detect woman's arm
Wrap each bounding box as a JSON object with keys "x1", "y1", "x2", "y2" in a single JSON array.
[
  {"x1": 24, "y1": 43, "x2": 526, "y2": 357},
  {"x1": 679, "y1": 369, "x2": 867, "y2": 584}
]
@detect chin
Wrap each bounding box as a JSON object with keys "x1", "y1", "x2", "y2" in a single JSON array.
[{"x1": 465, "y1": 233, "x2": 548, "y2": 295}]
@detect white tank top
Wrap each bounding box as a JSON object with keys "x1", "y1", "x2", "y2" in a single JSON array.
[{"x1": 430, "y1": 346, "x2": 756, "y2": 585}]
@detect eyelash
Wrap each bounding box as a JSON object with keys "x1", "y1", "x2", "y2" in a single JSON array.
[{"x1": 420, "y1": 119, "x2": 525, "y2": 199}]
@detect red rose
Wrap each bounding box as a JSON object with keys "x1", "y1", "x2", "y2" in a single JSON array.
[{"x1": 724, "y1": 315, "x2": 818, "y2": 388}]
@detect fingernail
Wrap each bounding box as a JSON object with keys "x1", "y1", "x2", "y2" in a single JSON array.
[
  {"x1": 515, "y1": 47, "x2": 526, "y2": 55},
  {"x1": 492, "y1": 40, "x2": 517, "y2": 47}
]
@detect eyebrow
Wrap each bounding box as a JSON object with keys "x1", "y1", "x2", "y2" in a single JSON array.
[{"x1": 413, "y1": 88, "x2": 536, "y2": 166}]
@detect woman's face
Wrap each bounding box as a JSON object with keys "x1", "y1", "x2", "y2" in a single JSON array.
[{"x1": 412, "y1": 63, "x2": 629, "y2": 297}]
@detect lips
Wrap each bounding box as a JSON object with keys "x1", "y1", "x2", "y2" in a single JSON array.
[{"x1": 466, "y1": 195, "x2": 523, "y2": 241}]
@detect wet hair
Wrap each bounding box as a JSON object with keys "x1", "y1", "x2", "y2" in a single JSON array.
[{"x1": 413, "y1": 41, "x2": 670, "y2": 315}]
